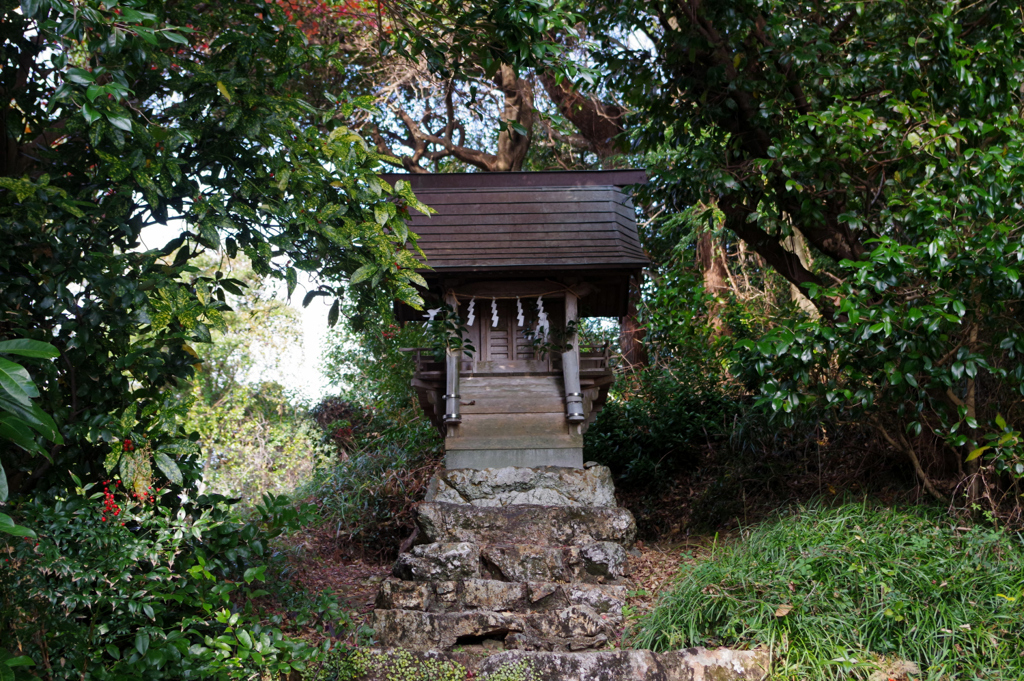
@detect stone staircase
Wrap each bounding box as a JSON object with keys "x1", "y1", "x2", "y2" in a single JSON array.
[{"x1": 363, "y1": 465, "x2": 769, "y2": 680}]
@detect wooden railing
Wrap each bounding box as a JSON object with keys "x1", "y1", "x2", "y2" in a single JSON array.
[{"x1": 579, "y1": 342, "x2": 612, "y2": 373}]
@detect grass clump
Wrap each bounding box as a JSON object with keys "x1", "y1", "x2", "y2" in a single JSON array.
[{"x1": 632, "y1": 503, "x2": 1024, "y2": 680}]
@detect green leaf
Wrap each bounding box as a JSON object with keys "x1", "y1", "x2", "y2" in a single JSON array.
[
  {"x1": 65, "y1": 67, "x2": 95, "y2": 85},
  {"x1": 236, "y1": 629, "x2": 253, "y2": 649},
  {"x1": 0, "y1": 461, "x2": 7, "y2": 502},
  {"x1": 995, "y1": 413, "x2": 1007, "y2": 430},
  {"x1": 105, "y1": 644, "x2": 120, "y2": 660},
  {"x1": 154, "y1": 451, "x2": 183, "y2": 486},
  {"x1": 301, "y1": 290, "x2": 328, "y2": 307},
  {"x1": 349, "y1": 263, "x2": 377, "y2": 285},
  {"x1": 0, "y1": 664, "x2": 10, "y2": 681},
  {"x1": 135, "y1": 631, "x2": 150, "y2": 657},
  {"x1": 285, "y1": 267, "x2": 297, "y2": 298},
  {"x1": 0, "y1": 357, "x2": 35, "y2": 407},
  {"x1": 106, "y1": 111, "x2": 133, "y2": 132},
  {"x1": 82, "y1": 102, "x2": 101, "y2": 125},
  {"x1": 163, "y1": 31, "x2": 189, "y2": 45},
  {"x1": 0, "y1": 513, "x2": 36, "y2": 538},
  {"x1": 393, "y1": 218, "x2": 408, "y2": 244},
  {"x1": 327, "y1": 298, "x2": 340, "y2": 327},
  {"x1": 0, "y1": 414, "x2": 40, "y2": 453},
  {"x1": 4, "y1": 656, "x2": 34, "y2": 667},
  {"x1": 965, "y1": 446, "x2": 989, "y2": 462},
  {"x1": 0, "y1": 339, "x2": 59, "y2": 358}
]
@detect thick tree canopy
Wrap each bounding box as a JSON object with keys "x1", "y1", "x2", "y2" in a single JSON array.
[
  {"x1": 0, "y1": 0, "x2": 433, "y2": 492},
  {"x1": 359, "y1": 0, "x2": 1024, "y2": 497}
]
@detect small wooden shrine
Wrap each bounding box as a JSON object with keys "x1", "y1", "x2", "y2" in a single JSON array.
[{"x1": 387, "y1": 171, "x2": 648, "y2": 470}]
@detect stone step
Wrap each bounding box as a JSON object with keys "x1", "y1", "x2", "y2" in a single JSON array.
[
  {"x1": 348, "y1": 648, "x2": 770, "y2": 681},
  {"x1": 369, "y1": 605, "x2": 620, "y2": 651},
  {"x1": 414, "y1": 501, "x2": 636, "y2": 547},
  {"x1": 392, "y1": 541, "x2": 628, "y2": 583},
  {"x1": 478, "y1": 649, "x2": 771, "y2": 681},
  {"x1": 424, "y1": 465, "x2": 616, "y2": 508},
  {"x1": 375, "y1": 577, "x2": 627, "y2": 620}
]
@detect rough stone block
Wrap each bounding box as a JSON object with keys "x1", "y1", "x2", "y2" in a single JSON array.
[
  {"x1": 660, "y1": 647, "x2": 772, "y2": 680},
  {"x1": 566, "y1": 584, "x2": 627, "y2": 617},
  {"x1": 370, "y1": 609, "x2": 515, "y2": 650},
  {"x1": 372, "y1": 578, "x2": 626, "y2": 620},
  {"x1": 415, "y1": 502, "x2": 637, "y2": 547},
  {"x1": 481, "y1": 545, "x2": 567, "y2": 582},
  {"x1": 426, "y1": 466, "x2": 616, "y2": 507},
  {"x1": 392, "y1": 542, "x2": 480, "y2": 581},
  {"x1": 478, "y1": 648, "x2": 771, "y2": 681},
  {"x1": 368, "y1": 608, "x2": 620, "y2": 651},
  {"x1": 461, "y1": 579, "x2": 527, "y2": 612},
  {"x1": 568, "y1": 541, "x2": 629, "y2": 580},
  {"x1": 527, "y1": 605, "x2": 609, "y2": 640},
  {"x1": 374, "y1": 579, "x2": 434, "y2": 611}
]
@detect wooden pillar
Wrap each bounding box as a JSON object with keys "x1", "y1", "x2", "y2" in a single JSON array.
[
  {"x1": 562, "y1": 291, "x2": 585, "y2": 423},
  {"x1": 443, "y1": 291, "x2": 461, "y2": 426}
]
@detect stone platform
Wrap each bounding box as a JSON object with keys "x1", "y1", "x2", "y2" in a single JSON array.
[{"x1": 362, "y1": 465, "x2": 769, "y2": 680}]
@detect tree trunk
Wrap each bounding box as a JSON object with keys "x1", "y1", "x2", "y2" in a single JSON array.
[
  {"x1": 783, "y1": 229, "x2": 819, "y2": 318},
  {"x1": 492, "y1": 64, "x2": 534, "y2": 171},
  {"x1": 697, "y1": 231, "x2": 731, "y2": 334},
  {"x1": 619, "y1": 274, "x2": 648, "y2": 370}
]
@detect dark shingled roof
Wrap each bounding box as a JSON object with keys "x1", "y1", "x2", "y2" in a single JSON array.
[{"x1": 383, "y1": 171, "x2": 649, "y2": 274}]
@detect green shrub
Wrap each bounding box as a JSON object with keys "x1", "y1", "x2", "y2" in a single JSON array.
[
  {"x1": 303, "y1": 406, "x2": 442, "y2": 559},
  {"x1": 633, "y1": 503, "x2": 1024, "y2": 680},
  {"x1": 0, "y1": 479, "x2": 344, "y2": 680},
  {"x1": 584, "y1": 367, "x2": 737, "y2": 487}
]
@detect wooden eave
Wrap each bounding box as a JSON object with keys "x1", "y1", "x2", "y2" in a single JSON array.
[{"x1": 382, "y1": 172, "x2": 649, "y2": 275}]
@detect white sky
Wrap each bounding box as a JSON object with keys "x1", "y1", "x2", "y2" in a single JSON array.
[{"x1": 139, "y1": 222, "x2": 333, "y2": 404}]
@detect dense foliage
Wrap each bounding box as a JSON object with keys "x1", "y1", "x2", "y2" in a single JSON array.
[
  {"x1": 184, "y1": 260, "x2": 327, "y2": 502},
  {"x1": 589, "y1": 0, "x2": 1024, "y2": 504},
  {"x1": 0, "y1": 0, "x2": 430, "y2": 676},
  {"x1": 0, "y1": 0, "x2": 431, "y2": 498},
  {"x1": 1, "y1": 483, "x2": 339, "y2": 680}
]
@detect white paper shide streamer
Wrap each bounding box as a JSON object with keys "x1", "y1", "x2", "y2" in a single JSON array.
[
  {"x1": 535, "y1": 295, "x2": 549, "y2": 340},
  {"x1": 491, "y1": 298, "x2": 499, "y2": 327},
  {"x1": 466, "y1": 298, "x2": 476, "y2": 327},
  {"x1": 516, "y1": 297, "x2": 524, "y2": 327},
  {"x1": 424, "y1": 308, "x2": 440, "y2": 321}
]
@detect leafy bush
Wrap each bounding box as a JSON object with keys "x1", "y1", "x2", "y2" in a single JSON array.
[
  {"x1": 303, "y1": 410, "x2": 441, "y2": 560},
  {"x1": 312, "y1": 291, "x2": 443, "y2": 558},
  {"x1": 0, "y1": 480, "x2": 341, "y2": 680},
  {"x1": 584, "y1": 367, "x2": 736, "y2": 487},
  {"x1": 633, "y1": 503, "x2": 1024, "y2": 680}
]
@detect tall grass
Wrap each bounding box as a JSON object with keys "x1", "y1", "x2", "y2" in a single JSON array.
[{"x1": 633, "y1": 503, "x2": 1024, "y2": 680}]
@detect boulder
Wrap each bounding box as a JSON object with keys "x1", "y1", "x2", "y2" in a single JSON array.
[
  {"x1": 415, "y1": 502, "x2": 637, "y2": 547},
  {"x1": 426, "y1": 466, "x2": 617, "y2": 507}
]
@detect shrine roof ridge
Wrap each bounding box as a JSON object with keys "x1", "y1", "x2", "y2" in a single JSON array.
[{"x1": 381, "y1": 169, "x2": 646, "y2": 190}]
